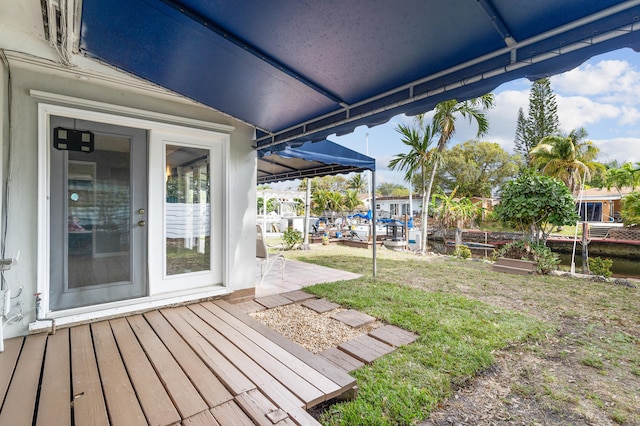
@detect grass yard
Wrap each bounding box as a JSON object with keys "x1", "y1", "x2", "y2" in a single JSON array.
[{"x1": 284, "y1": 245, "x2": 639, "y2": 425}]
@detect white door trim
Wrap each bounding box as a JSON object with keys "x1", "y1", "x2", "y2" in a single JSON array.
[{"x1": 37, "y1": 101, "x2": 231, "y2": 321}]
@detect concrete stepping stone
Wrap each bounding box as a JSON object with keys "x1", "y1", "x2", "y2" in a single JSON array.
[
  {"x1": 368, "y1": 325, "x2": 418, "y2": 347},
  {"x1": 280, "y1": 290, "x2": 316, "y2": 303},
  {"x1": 337, "y1": 335, "x2": 395, "y2": 364},
  {"x1": 254, "y1": 294, "x2": 294, "y2": 309},
  {"x1": 319, "y1": 347, "x2": 364, "y2": 372},
  {"x1": 331, "y1": 309, "x2": 375, "y2": 328},
  {"x1": 301, "y1": 298, "x2": 340, "y2": 313}
]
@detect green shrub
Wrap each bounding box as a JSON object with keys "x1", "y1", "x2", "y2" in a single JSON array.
[
  {"x1": 452, "y1": 244, "x2": 471, "y2": 259},
  {"x1": 282, "y1": 227, "x2": 303, "y2": 250},
  {"x1": 588, "y1": 257, "x2": 613, "y2": 278},
  {"x1": 495, "y1": 240, "x2": 560, "y2": 274}
]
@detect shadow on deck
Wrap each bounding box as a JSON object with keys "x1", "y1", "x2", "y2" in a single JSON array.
[{"x1": 0, "y1": 299, "x2": 355, "y2": 425}]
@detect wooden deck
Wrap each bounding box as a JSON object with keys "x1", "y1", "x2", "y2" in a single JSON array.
[{"x1": 0, "y1": 300, "x2": 356, "y2": 425}]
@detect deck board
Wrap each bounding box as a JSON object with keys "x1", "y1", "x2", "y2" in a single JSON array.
[
  {"x1": 36, "y1": 329, "x2": 71, "y2": 426},
  {"x1": 216, "y1": 300, "x2": 356, "y2": 390},
  {"x1": 193, "y1": 302, "x2": 332, "y2": 405},
  {"x1": 0, "y1": 334, "x2": 47, "y2": 426},
  {"x1": 0, "y1": 300, "x2": 356, "y2": 425},
  {"x1": 170, "y1": 306, "x2": 321, "y2": 424},
  {"x1": 171, "y1": 306, "x2": 309, "y2": 411},
  {"x1": 235, "y1": 389, "x2": 295, "y2": 426},
  {"x1": 141, "y1": 311, "x2": 236, "y2": 407},
  {"x1": 71, "y1": 324, "x2": 110, "y2": 426},
  {"x1": 211, "y1": 401, "x2": 256, "y2": 426},
  {"x1": 92, "y1": 320, "x2": 147, "y2": 425},
  {"x1": 110, "y1": 317, "x2": 181, "y2": 426},
  {"x1": 204, "y1": 301, "x2": 344, "y2": 399},
  {"x1": 154, "y1": 309, "x2": 256, "y2": 396},
  {"x1": 182, "y1": 410, "x2": 222, "y2": 426},
  {"x1": 0, "y1": 337, "x2": 23, "y2": 408},
  {"x1": 126, "y1": 315, "x2": 209, "y2": 419}
]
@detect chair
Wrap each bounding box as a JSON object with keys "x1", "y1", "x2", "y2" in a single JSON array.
[{"x1": 256, "y1": 224, "x2": 285, "y2": 285}]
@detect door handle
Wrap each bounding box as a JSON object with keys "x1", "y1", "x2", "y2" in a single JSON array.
[{"x1": 138, "y1": 220, "x2": 146, "y2": 227}]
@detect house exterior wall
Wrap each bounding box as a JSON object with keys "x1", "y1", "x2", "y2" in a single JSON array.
[
  {"x1": 0, "y1": 58, "x2": 256, "y2": 339},
  {"x1": 376, "y1": 197, "x2": 422, "y2": 218}
]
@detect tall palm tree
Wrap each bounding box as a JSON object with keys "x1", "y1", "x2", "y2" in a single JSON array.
[
  {"x1": 422, "y1": 94, "x2": 494, "y2": 246},
  {"x1": 388, "y1": 115, "x2": 436, "y2": 253},
  {"x1": 530, "y1": 127, "x2": 599, "y2": 194}
]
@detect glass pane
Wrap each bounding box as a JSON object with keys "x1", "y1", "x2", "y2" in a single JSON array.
[
  {"x1": 67, "y1": 136, "x2": 131, "y2": 288},
  {"x1": 165, "y1": 145, "x2": 211, "y2": 275}
]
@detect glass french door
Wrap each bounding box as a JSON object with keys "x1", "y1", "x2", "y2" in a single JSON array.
[{"x1": 49, "y1": 117, "x2": 148, "y2": 311}]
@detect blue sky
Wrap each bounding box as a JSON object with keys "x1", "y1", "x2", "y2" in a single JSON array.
[{"x1": 275, "y1": 47, "x2": 640, "y2": 190}]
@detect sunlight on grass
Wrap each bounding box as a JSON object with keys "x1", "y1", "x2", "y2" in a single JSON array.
[{"x1": 304, "y1": 278, "x2": 547, "y2": 425}]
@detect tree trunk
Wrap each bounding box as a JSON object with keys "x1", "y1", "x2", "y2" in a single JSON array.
[
  {"x1": 455, "y1": 227, "x2": 463, "y2": 246},
  {"x1": 421, "y1": 157, "x2": 440, "y2": 254}
]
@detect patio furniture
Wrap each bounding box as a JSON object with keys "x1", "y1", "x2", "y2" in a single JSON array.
[{"x1": 256, "y1": 224, "x2": 285, "y2": 285}]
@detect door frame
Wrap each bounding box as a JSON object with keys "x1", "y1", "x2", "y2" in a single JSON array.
[
  {"x1": 37, "y1": 101, "x2": 232, "y2": 321},
  {"x1": 48, "y1": 117, "x2": 149, "y2": 311}
]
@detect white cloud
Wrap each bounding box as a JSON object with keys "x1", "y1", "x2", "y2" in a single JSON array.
[
  {"x1": 592, "y1": 137, "x2": 640, "y2": 164},
  {"x1": 618, "y1": 106, "x2": 640, "y2": 126},
  {"x1": 556, "y1": 96, "x2": 619, "y2": 130},
  {"x1": 552, "y1": 59, "x2": 640, "y2": 106}
]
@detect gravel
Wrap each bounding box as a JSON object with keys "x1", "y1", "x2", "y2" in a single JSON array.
[{"x1": 250, "y1": 303, "x2": 381, "y2": 353}]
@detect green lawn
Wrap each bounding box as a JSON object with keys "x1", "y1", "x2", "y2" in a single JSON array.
[{"x1": 284, "y1": 245, "x2": 639, "y2": 425}]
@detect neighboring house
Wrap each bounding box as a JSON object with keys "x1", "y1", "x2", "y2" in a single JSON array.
[
  {"x1": 0, "y1": 8, "x2": 256, "y2": 340},
  {"x1": 375, "y1": 195, "x2": 494, "y2": 220},
  {"x1": 257, "y1": 189, "x2": 306, "y2": 233},
  {"x1": 375, "y1": 195, "x2": 422, "y2": 218},
  {"x1": 576, "y1": 187, "x2": 636, "y2": 222}
]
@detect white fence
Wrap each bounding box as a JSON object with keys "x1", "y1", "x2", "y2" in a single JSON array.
[{"x1": 165, "y1": 203, "x2": 210, "y2": 248}]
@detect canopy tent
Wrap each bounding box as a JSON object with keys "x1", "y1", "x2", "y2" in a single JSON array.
[
  {"x1": 257, "y1": 140, "x2": 376, "y2": 185},
  {"x1": 78, "y1": 0, "x2": 640, "y2": 148},
  {"x1": 258, "y1": 140, "x2": 378, "y2": 275}
]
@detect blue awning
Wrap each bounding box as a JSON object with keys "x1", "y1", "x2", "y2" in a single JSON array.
[
  {"x1": 78, "y1": 1, "x2": 640, "y2": 148},
  {"x1": 257, "y1": 140, "x2": 375, "y2": 184}
]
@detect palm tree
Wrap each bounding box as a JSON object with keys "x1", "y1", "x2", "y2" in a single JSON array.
[
  {"x1": 422, "y1": 95, "x2": 494, "y2": 245},
  {"x1": 388, "y1": 115, "x2": 436, "y2": 254},
  {"x1": 327, "y1": 191, "x2": 345, "y2": 222},
  {"x1": 606, "y1": 162, "x2": 640, "y2": 192},
  {"x1": 343, "y1": 189, "x2": 363, "y2": 212},
  {"x1": 530, "y1": 127, "x2": 599, "y2": 194},
  {"x1": 311, "y1": 189, "x2": 330, "y2": 216},
  {"x1": 621, "y1": 191, "x2": 640, "y2": 226},
  {"x1": 347, "y1": 173, "x2": 367, "y2": 193}
]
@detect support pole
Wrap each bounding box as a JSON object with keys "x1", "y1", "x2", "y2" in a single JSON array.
[
  {"x1": 582, "y1": 222, "x2": 589, "y2": 274},
  {"x1": 302, "y1": 179, "x2": 311, "y2": 250},
  {"x1": 372, "y1": 171, "x2": 377, "y2": 277}
]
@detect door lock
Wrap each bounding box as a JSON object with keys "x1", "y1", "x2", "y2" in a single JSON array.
[
  {"x1": 138, "y1": 220, "x2": 146, "y2": 227},
  {"x1": 138, "y1": 208, "x2": 145, "y2": 214}
]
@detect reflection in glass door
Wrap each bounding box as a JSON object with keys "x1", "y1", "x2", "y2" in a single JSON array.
[
  {"x1": 165, "y1": 145, "x2": 211, "y2": 275},
  {"x1": 49, "y1": 117, "x2": 147, "y2": 311}
]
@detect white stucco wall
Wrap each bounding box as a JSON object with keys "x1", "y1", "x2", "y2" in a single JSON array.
[{"x1": 0, "y1": 58, "x2": 256, "y2": 338}]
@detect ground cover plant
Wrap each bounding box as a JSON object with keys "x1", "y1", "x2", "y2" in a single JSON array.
[{"x1": 286, "y1": 245, "x2": 639, "y2": 425}]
